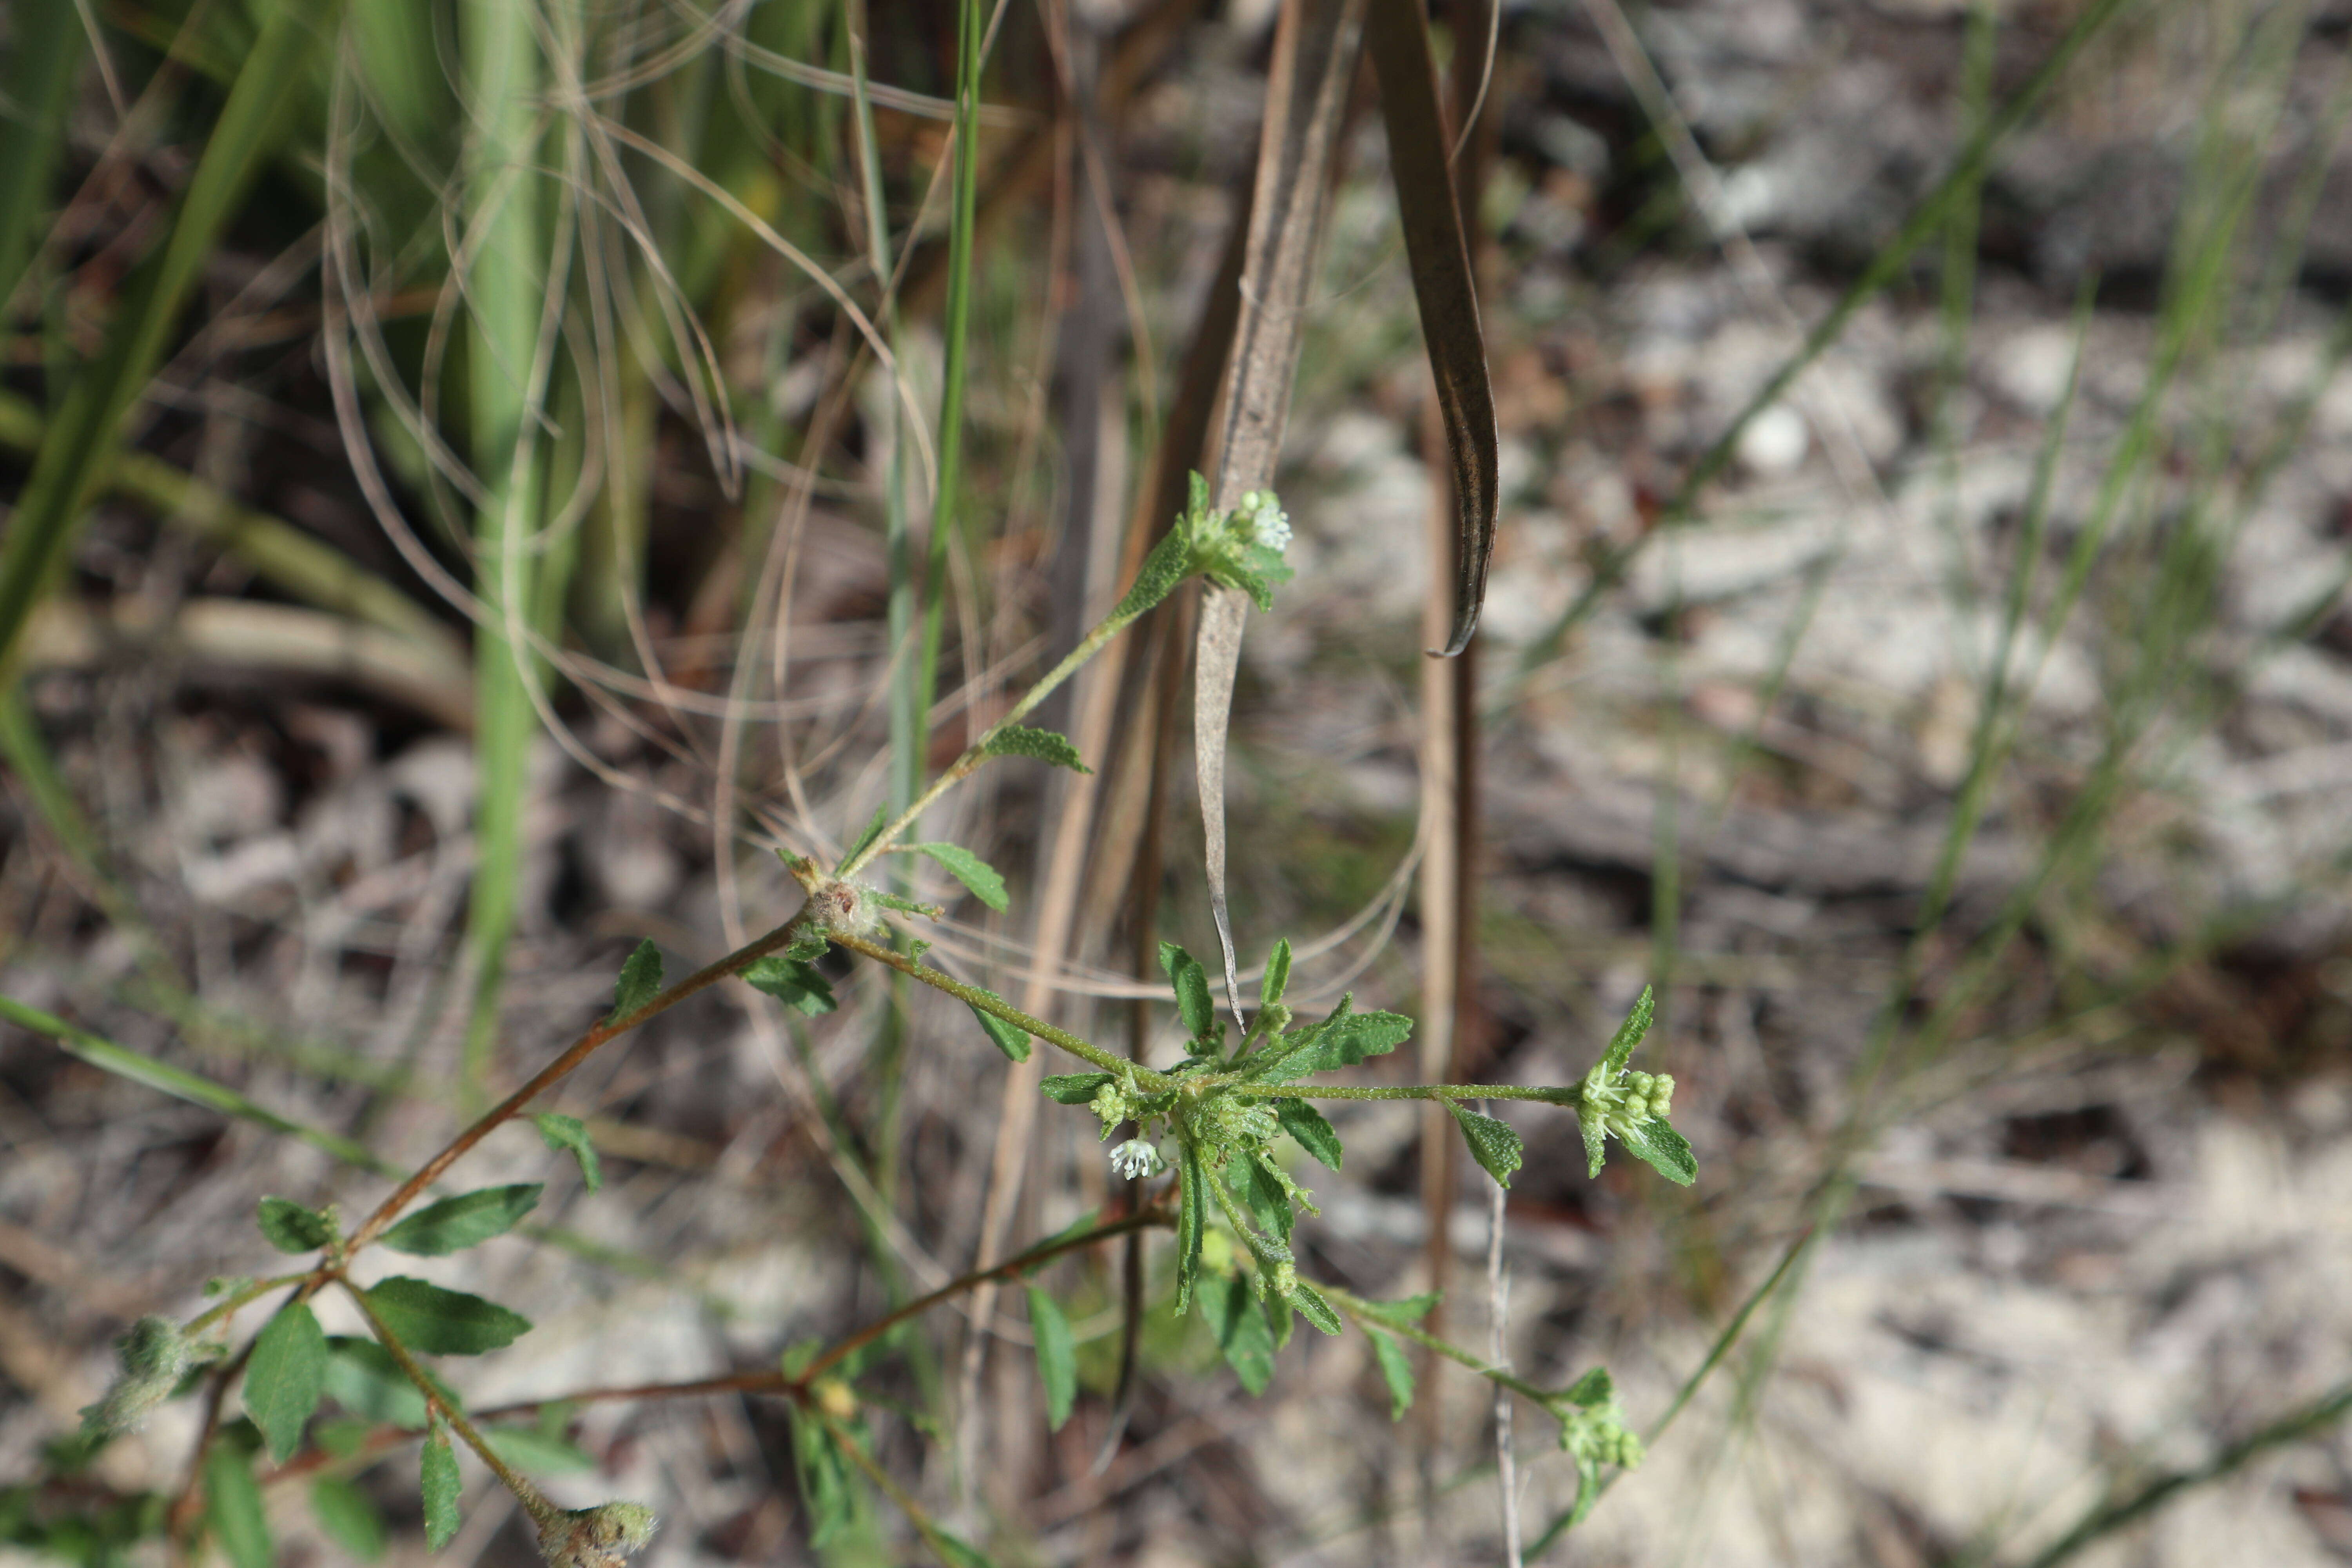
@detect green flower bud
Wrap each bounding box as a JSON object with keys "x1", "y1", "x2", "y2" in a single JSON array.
[
  {"x1": 80, "y1": 1316, "x2": 192, "y2": 1440},
  {"x1": 537, "y1": 1503, "x2": 658, "y2": 1568}
]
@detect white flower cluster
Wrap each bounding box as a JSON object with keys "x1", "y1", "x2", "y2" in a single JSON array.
[
  {"x1": 1108, "y1": 1139, "x2": 1165, "y2": 1180},
  {"x1": 1234, "y1": 489, "x2": 1290, "y2": 552}
]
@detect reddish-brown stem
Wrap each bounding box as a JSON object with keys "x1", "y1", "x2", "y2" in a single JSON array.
[{"x1": 348, "y1": 906, "x2": 812, "y2": 1250}]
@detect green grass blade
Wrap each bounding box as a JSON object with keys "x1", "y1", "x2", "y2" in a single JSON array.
[
  {"x1": 0, "y1": 0, "x2": 347, "y2": 672},
  {"x1": 0, "y1": 993, "x2": 398, "y2": 1175},
  {"x1": 0, "y1": 0, "x2": 87, "y2": 314}
]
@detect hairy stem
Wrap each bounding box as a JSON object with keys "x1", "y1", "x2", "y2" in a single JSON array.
[
  {"x1": 1322, "y1": 1283, "x2": 1561, "y2": 1410},
  {"x1": 826, "y1": 928, "x2": 1162, "y2": 1082},
  {"x1": 836, "y1": 601, "x2": 1140, "y2": 880},
  {"x1": 348, "y1": 904, "x2": 814, "y2": 1250},
  {"x1": 343, "y1": 1278, "x2": 558, "y2": 1526}
]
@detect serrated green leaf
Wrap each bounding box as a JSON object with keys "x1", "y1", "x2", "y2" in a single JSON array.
[
  {"x1": 1564, "y1": 1366, "x2": 1614, "y2": 1407},
  {"x1": 1581, "y1": 1106, "x2": 1609, "y2": 1179},
  {"x1": 204, "y1": 1442, "x2": 271, "y2": 1568},
  {"x1": 1447, "y1": 1103, "x2": 1524, "y2": 1189},
  {"x1": 742, "y1": 954, "x2": 837, "y2": 1016},
  {"x1": 534, "y1": 1114, "x2": 602, "y2": 1192},
  {"x1": 1261, "y1": 938, "x2": 1292, "y2": 1008},
  {"x1": 243, "y1": 1302, "x2": 326, "y2": 1463},
  {"x1": 608, "y1": 940, "x2": 662, "y2": 1024},
  {"x1": 323, "y1": 1338, "x2": 436, "y2": 1428},
  {"x1": 1199, "y1": 1270, "x2": 1275, "y2": 1394},
  {"x1": 420, "y1": 1423, "x2": 461, "y2": 1550},
  {"x1": 482, "y1": 1425, "x2": 594, "y2": 1474},
  {"x1": 966, "y1": 999, "x2": 1031, "y2": 1063},
  {"x1": 1274, "y1": 1100, "x2": 1342, "y2": 1170},
  {"x1": 1041, "y1": 1072, "x2": 1114, "y2": 1105},
  {"x1": 842, "y1": 803, "x2": 890, "y2": 865},
  {"x1": 1176, "y1": 1142, "x2": 1205, "y2": 1315},
  {"x1": 1619, "y1": 1116, "x2": 1697, "y2": 1187},
  {"x1": 1266, "y1": 1004, "x2": 1414, "y2": 1081},
  {"x1": 310, "y1": 1475, "x2": 385, "y2": 1561},
  {"x1": 1263, "y1": 1285, "x2": 1295, "y2": 1352},
  {"x1": 1239, "y1": 1152, "x2": 1293, "y2": 1243},
  {"x1": 980, "y1": 723, "x2": 1091, "y2": 772},
  {"x1": 363, "y1": 1279, "x2": 531, "y2": 1356},
  {"x1": 1368, "y1": 1327, "x2": 1414, "y2": 1421},
  {"x1": 1159, "y1": 941, "x2": 1216, "y2": 1043},
  {"x1": 377, "y1": 1185, "x2": 542, "y2": 1257},
  {"x1": 866, "y1": 888, "x2": 942, "y2": 917},
  {"x1": 908, "y1": 843, "x2": 1008, "y2": 911},
  {"x1": 1602, "y1": 985, "x2": 1656, "y2": 1076},
  {"x1": 782, "y1": 931, "x2": 831, "y2": 963},
  {"x1": 1110, "y1": 520, "x2": 1195, "y2": 622},
  {"x1": 256, "y1": 1196, "x2": 332, "y2": 1254},
  {"x1": 1025, "y1": 1287, "x2": 1076, "y2": 1432},
  {"x1": 1288, "y1": 1281, "x2": 1343, "y2": 1336}
]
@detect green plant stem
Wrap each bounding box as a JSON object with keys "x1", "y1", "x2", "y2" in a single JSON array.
[
  {"x1": 1223, "y1": 1080, "x2": 1575, "y2": 1105},
  {"x1": 1321, "y1": 1283, "x2": 1560, "y2": 1410},
  {"x1": 814, "y1": 1406, "x2": 967, "y2": 1564},
  {"x1": 184, "y1": 1274, "x2": 316, "y2": 1338},
  {"x1": 342, "y1": 1278, "x2": 559, "y2": 1527},
  {"x1": 824, "y1": 928, "x2": 1157, "y2": 1081},
  {"x1": 2015, "y1": 1377, "x2": 2352, "y2": 1568},
  {"x1": 836, "y1": 601, "x2": 1140, "y2": 880},
  {"x1": 347, "y1": 904, "x2": 815, "y2": 1250}
]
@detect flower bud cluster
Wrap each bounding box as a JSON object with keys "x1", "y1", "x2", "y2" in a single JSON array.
[
  {"x1": 1603, "y1": 1070, "x2": 1674, "y2": 1138},
  {"x1": 536, "y1": 1503, "x2": 657, "y2": 1568},
  {"x1": 1089, "y1": 1082, "x2": 1138, "y2": 1140},
  {"x1": 80, "y1": 1316, "x2": 192, "y2": 1440},
  {"x1": 1559, "y1": 1405, "x2": 1645, "y2": 1470}
]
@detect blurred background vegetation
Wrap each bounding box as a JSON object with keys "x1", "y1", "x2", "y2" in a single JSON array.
[{"x1": 5, "y1": 0, "x2": 2352, "y2": 1563}]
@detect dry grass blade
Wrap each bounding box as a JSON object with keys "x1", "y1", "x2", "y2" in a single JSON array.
[
  {"x1": 1196, "y1": 0, "x2": 1367, "y2": 1017},
  {"x1": 1366, "y1": 0, "x2": 1498, "y2": 658}
]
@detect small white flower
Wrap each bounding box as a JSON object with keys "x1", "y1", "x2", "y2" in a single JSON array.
[
  {"x1": 1108, "y1": 1139, "x2": 1165, "y2": 1181},
  {"x1": 1236, "y1": 490, "x2": 1291, "y2": 552}
]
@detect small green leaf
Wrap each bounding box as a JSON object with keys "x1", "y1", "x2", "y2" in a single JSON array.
[
  {"x1": 908, "y1": 842, "x2": 1008, "y2": 911},
  {"x1": 1041, "y1": 1072, "x2": 1114, "y2": 1105},
  {"x1": 363, "y1": 1278, "x2": 532, "y2": 1356},
  {"x1": 420, "y1": 1422, "x2": 461, "y2": 1550},
  {"x1": 255, "y1": 1196, "x2": 332, "y2": 1254},
  {"x1": 1111, "y1": 521, "x2": 1194, "y2": 622},
  {"x1": 1199, "y1": 1270, "x2": 1275, "y2": 1394},
  {"x1": 1261, "y1": 1000, "x2": 1413, "y2": 1081},
  {"x1": 1176, "y1": 1142, "x2": 1205, "y2": 1315},
  {"x1": 1274, "y1": 1100, "x2": 1342, "y2": 1170},
  {"x1": 608, "y1": 940, "x2": 662, "y2": 1024},
  {"x1": 980, "y1": 723, "x2": 1091, "y2": 772},
  {"x1": 1447, "y1": 1103, "x2": 1524, "y2": 1189},
  {"x1": 1580, "y1": 1104, "x2": 1609, "y2": 1179},
  {"x1": 1619, "y1": 1116, "x2": 1698, "y2": 1187},
  {"x1": 310, "y1": 1475, "x2": 386, "y2": 1561},
  {"x1": 742, "y1": 954, "x2": 837, "y2": 1016},
  {"x1": 323, "y1": 1338, "x2": 431, "y2": 1427},
  {"x1": 204, "y1": 1442, "x2": 272, "y2": 1568},
  {"x1": 1261, "y1": 938, "x2": 1292, "y2": 1008},
  {"x1": 1239, "y1": 1153, "x2": 1294, "y2": 1243},
  {"x1": 482, "y1": 1425, "x2": 594, "y2": 1474},
  {"x1": 867, "y1": 888, "x2": 943, "y2": 917},
  {"x1": 1288, "y1": 1281, "x2": 1343, "y2": 1337},
  {"x1": 1602, "y1": 985, "x2": 1656, "y2": 1076},
  {"x1": 843, "y1": 803, "x2": 890, "y2": 865},
  {"x1": 1368, "y1": 1327, "x2": 1414, "y2": 1420},
  {"x1": 243, "y1": 1302, "x2": 326, "y2": 1463},
  {"x1": 1026, "y1": 1286, "x2": 1077, "y2": 1432},
  {"x1": 377, "y1": 1185, "x2": 542, "y2": 1257},
  {"x1": 535, "y1": 1114, "x2": 602, "y2": 1192},
  {"x1": 1564, "y1": 1366, "x2": 1614, "y2": 1407},
  {"x1": 966, "y1": 999, "x2": 1031, "y2": 1062},
  {"x1": 1159, "y1": 941, "x2": 1216, "y2": 1043}
]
